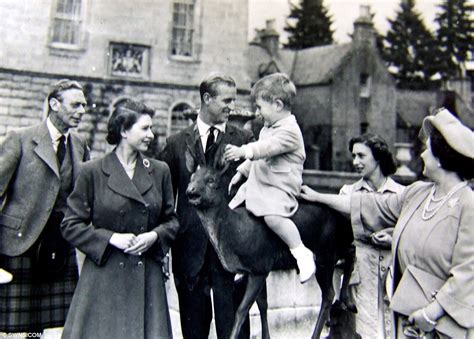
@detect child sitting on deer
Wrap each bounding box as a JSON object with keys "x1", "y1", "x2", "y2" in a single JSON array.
[{"x1": 225, "y1": 73, "x2": 315, "y2": 283}]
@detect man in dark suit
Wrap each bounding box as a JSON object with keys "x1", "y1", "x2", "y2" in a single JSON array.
[
  {"x1": 160, "y1": 73, "x2": 255, "y2": 339},
  {"x1": 0, "y1": 79, "x2": 90, "y2": 333}
]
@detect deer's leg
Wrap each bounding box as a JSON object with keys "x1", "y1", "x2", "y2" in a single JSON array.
[
  {"x1": 256, "y1": 281, "x2": 270, "y2": 339},
  {"x1": 340, "y1": 243, "x2": 357, "y2": 313},
  {"x1": 312, "y1": 259, "x2": 336, "y2": 339},
  {"x1": 230, "y1": 273, "x2": 268, "y2": 339}
]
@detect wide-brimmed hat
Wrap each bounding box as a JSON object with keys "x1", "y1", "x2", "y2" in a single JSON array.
[{"x1": 422, "y1": 108, "x2": 474, "y2": 159}]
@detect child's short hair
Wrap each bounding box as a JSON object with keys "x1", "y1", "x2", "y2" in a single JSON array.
[{"x1": 251, "y1": 73, "x2": 296, "y2": 110}]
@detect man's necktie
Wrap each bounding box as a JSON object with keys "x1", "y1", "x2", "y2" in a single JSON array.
[
  {"x1": 205, "y1": 126, "x2": 216, "y2": 153},
  {"x1": 57, "y1": 135, "x2": 66, "y2": 166}
]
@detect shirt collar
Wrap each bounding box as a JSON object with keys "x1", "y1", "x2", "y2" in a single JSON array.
[
  {"x1": 352, "y1": 177, "x2": 401, "y2": 194},
  {"x1": 46, "y1": 117, "x2": 69, "y2": 142},
  {"x1": 196, "y1": 116, "x2": 226, "y2": 136}
]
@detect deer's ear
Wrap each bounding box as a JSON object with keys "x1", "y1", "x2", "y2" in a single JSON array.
[
  {"x1": 185, "y1": 149, "x2": 197, "y2": 174},
  {"x1": 214, "y1": 144, "x2": 230, "y2": 175}
]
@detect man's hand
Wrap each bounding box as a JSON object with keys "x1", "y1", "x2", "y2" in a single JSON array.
[{"x1": 224, "y1": 144, "x2": 245, "y2": 162}]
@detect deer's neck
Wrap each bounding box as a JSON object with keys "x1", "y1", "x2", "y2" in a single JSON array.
[{"x1": 195, "y1": 201, "x2": 242, "y2": 272}]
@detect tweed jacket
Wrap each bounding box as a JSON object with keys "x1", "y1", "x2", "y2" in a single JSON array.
[
  {"x1": 0, "y1": 122, "x2": 89, "y2": 256},
  {"x1": 159, "y1": 122, "x2": 254, "y2": 279},
  {"x1": 351, "y1": 181, "x2": 474, "y2": 334},
  {"x1": 230, "y1": 115, "x2": 305, "y2": 217}
]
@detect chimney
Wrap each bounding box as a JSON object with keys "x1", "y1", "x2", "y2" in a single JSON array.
[
  {"x1": 260, "y1": 19, "x2": 280, "y2": 57},
  {"x1": 353, "y1": 5, "x2": 376, "y2": 48}
]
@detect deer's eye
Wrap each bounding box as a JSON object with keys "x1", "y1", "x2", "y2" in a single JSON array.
[{"x1": 208, "y1": 178, "x2": 215, "y2": 184}]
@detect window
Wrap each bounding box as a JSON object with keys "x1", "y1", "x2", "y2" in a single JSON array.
[
  {"x1": 171, "y1": 0, "x2": 195, "y2": 57},
  {"x1": 50, "y1": 0, "x2": 84, "y2": 48}
]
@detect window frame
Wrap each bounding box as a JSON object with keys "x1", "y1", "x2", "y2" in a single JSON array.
[
  {"x1": 49, "y1": 0, "x2": 87, "y2": 50},
  {"x1": 169, "y1": 0, "x2": 200, "y2": 61}
]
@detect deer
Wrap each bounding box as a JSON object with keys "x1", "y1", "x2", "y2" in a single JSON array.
[{"x1": 185, "y1": 146, "x2": 356, "y2": 339}]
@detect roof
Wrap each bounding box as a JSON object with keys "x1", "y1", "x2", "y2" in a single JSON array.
[
  {"x1": 290, "y1": 43, "x2": 353, "y2": 86},
  {"x1": 247, "y1": 43, "x2": 352, "y2": 86},
  {"x1": 396, "y1": 89, "x2": 474, "y2": 129},
  {"x1": 396, "y1": 90, "x2": 436, "y2": 127}
]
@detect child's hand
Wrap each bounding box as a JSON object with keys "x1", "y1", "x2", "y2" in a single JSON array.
[
  {"x1": 228, "y1": 172, "x2": 244, "y2": 196},
  {"x1": 224, "y1": 144, "x2": 245, "y2": 162}
]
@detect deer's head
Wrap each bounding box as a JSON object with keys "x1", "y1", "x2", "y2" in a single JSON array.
[{"x1": 186, "y1": 144, "x2": 229, "y2": 209}]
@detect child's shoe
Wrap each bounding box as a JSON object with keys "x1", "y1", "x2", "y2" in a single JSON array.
[
  {"x1": 290, "y1": 244, "x2": 315, "y2": 283},
  {"x1": 234, "y1": 273, "x2": 245, "y2": 282},
  {"x1": 0, "y1": 268, "x2": 13, "y2": 284}
]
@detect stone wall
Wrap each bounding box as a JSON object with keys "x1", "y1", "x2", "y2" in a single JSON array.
[{"x1": 0, "y1": 68, "x2": 252, "y2": 158}]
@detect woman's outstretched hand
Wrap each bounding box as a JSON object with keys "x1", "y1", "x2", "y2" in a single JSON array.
[{"x1": 300, "y1": 185, "x2": 320, "y2": 202}]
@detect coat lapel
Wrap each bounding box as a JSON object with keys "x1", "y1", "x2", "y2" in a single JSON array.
[
  {"x1": 132, "y1": 154, "x2": 153, "y2": 196},
  {"x1": 33, "y1": 122, "x2": 60, "y2": 178},
  {"x1": 185, "y1": 124, "x2": 206, "y2": 165},
  {"x1": 103, "y1": 152, "x2": 147, "y2": 205},
  {"x1": 69, "y1": 132, "x2": 86, "y2": 181}
]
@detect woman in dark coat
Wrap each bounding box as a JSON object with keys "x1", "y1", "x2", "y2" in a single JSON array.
[{"x1": 61, "y1": 100, "x2": 180, "y2": 339}]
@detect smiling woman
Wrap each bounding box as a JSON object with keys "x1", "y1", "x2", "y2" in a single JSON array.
[{"x1": 60, "y1": 99, "x2": 180, "y2": 339}]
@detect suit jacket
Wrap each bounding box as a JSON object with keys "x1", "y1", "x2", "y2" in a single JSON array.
[
  {"x1": 0, "y1": 122, "x2": 89, "y2": 256},
  {"x1": 351, "y1": 181, "x2": 474, "y2": 334},
  {"x1": 159, "y1": 122, "x2": 254, "y2": 279}
]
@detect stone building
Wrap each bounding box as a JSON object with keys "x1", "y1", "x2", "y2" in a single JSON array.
[
  {"x1": 0, "y1": 0, "x2": 253, "y2": 157},
  {"x1": 248, "y1": 7, "x2": 397, "y2": 171}
]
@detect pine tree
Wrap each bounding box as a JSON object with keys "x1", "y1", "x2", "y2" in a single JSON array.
[
  {"x1": 283, "y1": 0, "x2": 334, "y2": 50},
  {"x1": 380, "y1": 0, "x2": 440, "y2": 89},
  {"x1": 435, "y1": 0, "x2": 474, "y2": 78}
]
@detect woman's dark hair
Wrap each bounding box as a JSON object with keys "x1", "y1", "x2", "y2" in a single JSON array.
[
  {"x1": 430, "y1": 128, "x2": 474, "y2": 180},
  {"x1": 106, "y1": 99, "x2": 155, "y2": 145},
  {"x1": 349, "y1": 133, "x2": 397, "y2": 176}
]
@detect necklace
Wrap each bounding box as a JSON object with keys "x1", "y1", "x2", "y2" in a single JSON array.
[{"x1": 422, "y1": 181, "x2": 467, "y2": 220}]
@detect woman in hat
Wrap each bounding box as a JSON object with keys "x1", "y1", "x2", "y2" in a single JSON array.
[
  {"x1": 60, "y1": 99, "x2": 180, "y2": 339},
  {"x1": 301, "y1": 108, "x2": 474, "y2": 338}
]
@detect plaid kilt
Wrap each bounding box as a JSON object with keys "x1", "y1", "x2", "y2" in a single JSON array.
[{"x1": 0, "y1": 247, "x2": 78, "y2": 332}]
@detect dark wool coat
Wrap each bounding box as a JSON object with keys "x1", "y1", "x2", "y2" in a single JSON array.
[
  {"x1": 60, "y1": 152, "x2": 180, "y2": 339},
  {"x1": 159, "y1": 123, "x2": 254, "y2": 281}
]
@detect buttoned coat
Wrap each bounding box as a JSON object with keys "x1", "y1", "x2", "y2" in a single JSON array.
[
  {"x1": 0, "y1": 122, "x2": 89, "y2": 256},
  {"x1": 60, "y1": 152, "x2": 179, "y2": 339},
  {"x1": 159, "y1": 123, "x2": 254, "y2": 280},
  {"x1": 230, "y1": 115, "x2": 305, "y2": 217},
  {"x1": 351, "y1": 181, "x2": 474, "y2": 338}
]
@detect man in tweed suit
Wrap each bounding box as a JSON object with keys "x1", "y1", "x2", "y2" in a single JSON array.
[
  {"x1": 160, "y1": 73, "x2": 254, "y2": 339},
  {"x1": 0, "y1": 79, "x2": 89, "y2": 333}
]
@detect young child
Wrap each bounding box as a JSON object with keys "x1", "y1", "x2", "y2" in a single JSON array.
[{"x1": 224, "y1": 73, "x2": 315, "y2": 283}]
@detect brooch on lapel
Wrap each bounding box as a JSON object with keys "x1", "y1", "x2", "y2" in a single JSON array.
[
  {"x1": 143, "y1": 159, "x2": 150, "y2": 168},
  {"x1": 448, "y1": 198, "x2": 459, "y2": 208}
]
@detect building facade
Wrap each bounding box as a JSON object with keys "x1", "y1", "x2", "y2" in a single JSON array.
[{"x1": 0, "y1": 0, "x2": 252, "y2": 157}]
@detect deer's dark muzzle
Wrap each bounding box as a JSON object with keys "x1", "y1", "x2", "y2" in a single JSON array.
[{"x1": 186, "y1": 184, "x2": 201, "y2": 205}]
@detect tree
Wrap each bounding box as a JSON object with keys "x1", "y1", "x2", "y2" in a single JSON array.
[
  {"x1": 380, "y1": 0, "x2": 440, "y2": 89},
  {"x1": 435, "y1": 0, "x2": 474, "y2": 78},
  {"x1": 284, "y1": 0, "x2": 334, "y2": 50}
]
